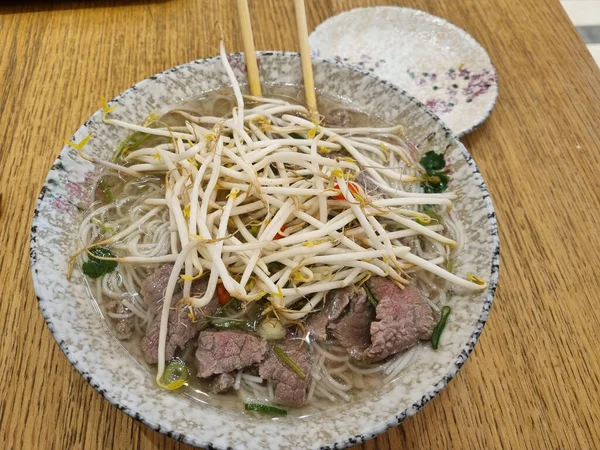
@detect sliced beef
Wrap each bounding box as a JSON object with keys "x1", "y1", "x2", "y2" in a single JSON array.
[
  {"x1": 259, "y1": 340, "x2": 312, "y2": 406},
  {"x1": 140, "y1": 264, "x2": 180, "y2": 312},
  {"x1": 210, "y1": 372, "x2": 236, "y2": 394},
  {"x1": 306, "y1": 286, "x2": 352, "y2": 341},
  {"x1": 140, "y1": 277, "x2": 219, "y2": 364},
  {"x1": 106, "y1": 300, "x2": 135, "y2": 341},
  {"x1": 306, "y1": 311, "x2": 329, "y2": 342},
  {"x1": 327, "y1": 286, "x2": 374, "y2": 355},
  {"x1": 195, "y1": 330, "x2": 268, "y2": 378},
  {"x1": 141, "y1": 304, "x2": 199, "y2": 364},
  {"x1": 356, "y1": 277, "x2": 437, "y2": 363}
]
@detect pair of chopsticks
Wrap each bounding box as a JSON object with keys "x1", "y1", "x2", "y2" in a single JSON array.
[{"x1": 236, "y1": 0, "x2": 318, "y2": 120}]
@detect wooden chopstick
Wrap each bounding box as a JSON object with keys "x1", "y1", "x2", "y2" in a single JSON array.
[
  {"x1": 293, "y1": 0, "x2": 318, "y2": 120},
  {"x1": 236, "y1": 0, "x2": 262, "y2": 97}
]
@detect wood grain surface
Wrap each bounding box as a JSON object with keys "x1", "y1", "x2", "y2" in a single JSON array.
[{"x1": 1, "y1": 0, "x2": 600, "y2": 449}]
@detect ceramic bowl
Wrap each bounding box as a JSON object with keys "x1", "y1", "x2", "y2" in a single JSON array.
[{"x1": 30, "y1": 52, "x2": 499, "y2": 450}]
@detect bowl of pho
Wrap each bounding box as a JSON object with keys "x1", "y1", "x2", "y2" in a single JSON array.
[{"x1": 30, "y1": 46, "x2": 499, "y2": 449}]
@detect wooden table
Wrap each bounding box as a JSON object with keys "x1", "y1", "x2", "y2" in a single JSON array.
[{"x1": 2, "y1": 0, "x2": 600, "y2": 448}]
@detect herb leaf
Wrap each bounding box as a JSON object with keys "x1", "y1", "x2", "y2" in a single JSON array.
[
  {"x1": 416, "y1": 206, "x2": 442, "y2": 225},
  {"x1": 82, "y1": 247, "x2": 118, "y2": 278},
  {"x1": 422, "y1": 171, "x2": 450, "y2": 193},
  {"x1": 419, "y1": 151, "x2": 449, "y2": 193},
  {"x1": 419, "y1": 151, "x2": 446, "y2": 171},
  {"x1": 211, "y1": 318, "x2": 257, "y2": 331},
  {"x1": 363, "y1": 285, "x2": 378, "y2": 308},
  {"x1": 431, "y1": 306, "x2": 452, "y2": 350},
  {"x1": 273, "y1": 345, "x2": 306, "y2": 379}
]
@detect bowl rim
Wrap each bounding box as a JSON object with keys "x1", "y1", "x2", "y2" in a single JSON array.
[{"x1": 30, "y1": 51, "x2": 500, "y2": 450}]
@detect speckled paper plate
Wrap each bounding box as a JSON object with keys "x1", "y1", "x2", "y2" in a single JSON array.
[
  {"x1": 309, "y1": 7, "x2": 499, "y2": 136},
  {"x1": 30, "y1": 52, "x2": 499, "y2": 449}
]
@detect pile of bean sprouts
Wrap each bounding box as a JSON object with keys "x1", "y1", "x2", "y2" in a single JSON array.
[{"x1": 73, "y1": 42, "x2": 486, "y2": 406}]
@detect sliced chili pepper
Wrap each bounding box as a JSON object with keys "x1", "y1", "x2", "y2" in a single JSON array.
[
  {"x1": 333, "y1": 181, "x2": 360, "y2": 200},
  {"x1": 216, "y1": 283, "x2": 231, "y2": 305},
  {"x1": 274, "y1": 224, "x2": 287, "y2": 240}
]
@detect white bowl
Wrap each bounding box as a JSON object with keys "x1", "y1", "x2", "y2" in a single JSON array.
[{"x1": 30, "y1": 52, "x2": 499, "y2": 450}]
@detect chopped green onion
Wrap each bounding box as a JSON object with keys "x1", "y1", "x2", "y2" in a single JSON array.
[
  {"x1": 160, "y1": 358, "x2": 189, "y2": 390},
  {"x1": 98, "y1": 178, "x2": 115, "y2": 202},
  {"x1": 273, "y1": 345, "x2": 306, "y2": 379},
  {"x1": 363, "y1": 285, "x2": 378, "y2": 308},
  {"x1": 211, "y1": 318, "x2": 257, "y2": 330},
  {"x1": 245, "y1": 403, "x2": 288, "y2": 416},
  {"x1": 111, "y1": 131, "x2": 150, "y2": 162},
  {"x1": 249, "y1": 225, "x2": 260, "y2": 236},
  {"x1": 91, "y1": 217, "x2": 115, "y2": 235},
  {"x1": 431, "y1": 306, "x2": 452, "y2": 350}
]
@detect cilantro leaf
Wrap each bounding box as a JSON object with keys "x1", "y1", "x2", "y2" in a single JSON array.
[
  {"x1": 422, "y1": 171, "x2": 450, "y2": 193},
  {"x1": 419, "y1": 151, "x2": 446, "y2": 172},
  {"x1": 82, "y1": 247, "x2": 118, "y2": 278},
  {"x1": 419, "y1": 151, "x2": 449, "y2": 193}
]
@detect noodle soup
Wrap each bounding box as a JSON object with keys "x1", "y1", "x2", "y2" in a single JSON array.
[{"x1": 76, "y1": 81, "x2": 484, "y2": 418}]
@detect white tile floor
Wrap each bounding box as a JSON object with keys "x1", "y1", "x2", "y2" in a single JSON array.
[{"x1": 561, "y1": 0, "x2": 600, "y2": 65}]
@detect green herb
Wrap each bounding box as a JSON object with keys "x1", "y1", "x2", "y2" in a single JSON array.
[
  {"x1": 213, "y1": 297, "x2": 238, "y2": 317},
  {"x1": 211, "y1": 318, "x2": 257, "y2": 331},
  {"x1": 245, "y1": 403, "x2": 288, "y2": 416},
  {"x1": 422, "y1": 172, "x2": 450, "y2": 193},
  {"x1": 111, "y1": 131, "x2": 150, "y2": 162},
  {"x1": 273, "y1": 345, "x2": 306, "y2": 379},
  {"x1": 163, "y1": 358, "x2": 189, "y2": 386},
  {"x1": 363, "y1": 285, "x2": 378, "y2": 308},
  {"x1": 98, "y1": 178, "x2": 115, "y2": 202},
  {"x1": 431, "y1": 306, "x2": 452, "y2": 350},
  {"x1": 197, "y1": 299, "x2": 244, "y2": 329},
  {"x1": 249, "y1": 225, "x2": 260, "y2": 237},
  {"x1": 416, "y1": 206, "x2": 442, "y2": 226},
  {"x1": 81, "y1": 247, "x2": 118, "y2": 278},
  {"x1": 419, "y1": 151, "x2": 446, "y2": 172},
  {"x1": 419, "y1": 151, "x2": 450, "y2": 193},
  {"x1": 91, "y1": 217, "x2": 115, "y2": 235}
]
